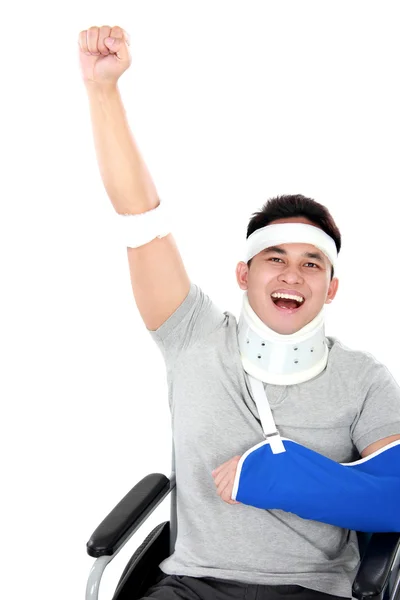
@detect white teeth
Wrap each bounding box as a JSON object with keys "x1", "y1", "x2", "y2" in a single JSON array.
[{"x1": 271, "y1": 292, "x2": 304, "y2": 303}]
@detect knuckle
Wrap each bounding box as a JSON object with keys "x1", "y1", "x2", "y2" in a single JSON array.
[
  {"x1": 86, "y1": 27, "x2": 100, "y2": 54},
  {"x1": 78, "y1": 30, "x2": 87, "y2": 49},
  {"x1": 99, "y1": 25, "x2": 112, "y2": 36},
  {"x1": 98, "y1": 25, "x2": 112, "y2": 52},
  {"x1": 111, "y1": 25, "x2": 123, "y2": 37}
]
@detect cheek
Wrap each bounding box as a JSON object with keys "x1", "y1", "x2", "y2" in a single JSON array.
[
  {"x1": 252, "y1": 264, "x2": 275, "y2": 281},
  {"x1": 310, "y1": 281, "x2": 330, "y2": 302}
]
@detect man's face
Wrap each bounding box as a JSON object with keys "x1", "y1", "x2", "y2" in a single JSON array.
[{"x1": 236, "y1": 217, "x2": 339, "y2": 335}]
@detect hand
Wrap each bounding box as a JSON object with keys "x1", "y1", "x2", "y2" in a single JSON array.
[
  {"x1": 78, "y1": 25, "x2": 132, "y2": 85},
  {"x1": 212, "y1": 456, "x2": 242, "y2": 505}
]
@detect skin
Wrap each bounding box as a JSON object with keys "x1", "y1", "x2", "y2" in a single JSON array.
[
  {"x1": 212, "y1": 216, "x2": 340, "y2": 502},
  {"x1": 235, "y1": 216, "x2": 339, "y2": 335}
]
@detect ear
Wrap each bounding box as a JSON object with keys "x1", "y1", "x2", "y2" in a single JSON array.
[
  {"x1": 326, "y1": 277, "x2": 339, "y2": 304},
  {"x1": 236, "y1": 261, "x2": 249, "y2": 291}
]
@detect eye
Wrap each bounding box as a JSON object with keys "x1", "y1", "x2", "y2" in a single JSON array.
[{"x1": 267, "y1": 258, "x2": 320, "y2": 268}]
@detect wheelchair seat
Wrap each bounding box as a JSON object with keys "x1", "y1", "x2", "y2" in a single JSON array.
[{"x1": 86, "y1": 473, "x2": 400, "y2": 600}]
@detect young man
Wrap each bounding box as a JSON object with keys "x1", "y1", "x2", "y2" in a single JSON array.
[
  {"x1": 144, "y1": 196, "x2": 400, "y2": 600},
  {"x1": 79, "y1": 25, "x2": 400, "y2": 600}
]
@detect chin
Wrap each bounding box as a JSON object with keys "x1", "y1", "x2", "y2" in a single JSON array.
[{"x1": 265, "y1": 313, "x2": 313, "y2": 335}]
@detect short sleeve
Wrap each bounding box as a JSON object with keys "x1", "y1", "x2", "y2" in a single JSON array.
[
  {"x1": 146, "y1": 281, "x2": 227, "y2": 370},
  {"x1": 351, "y1": 356, "x2": 400, "y2": 454}
]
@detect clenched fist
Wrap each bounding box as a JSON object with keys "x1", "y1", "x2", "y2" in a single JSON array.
[{"x1": 78, "y1": 25, "x2": 132, "y2": 85}]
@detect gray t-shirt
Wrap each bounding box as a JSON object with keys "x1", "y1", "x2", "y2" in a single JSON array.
[{"x1": 148, "y1": 282, "x2": 400, "y2": 598}]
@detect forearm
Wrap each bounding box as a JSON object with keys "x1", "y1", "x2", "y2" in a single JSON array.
[
  {"x1": 85, "y1": 82, "x2": 159, "y2": 214},
  {"x1": 232, "y1": 440, "x2": 400, "y2": 532}
]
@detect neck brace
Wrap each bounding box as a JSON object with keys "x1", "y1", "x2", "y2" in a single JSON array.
[{"x1": 238, "y1": 293, "x2": 328, "y2": 385}]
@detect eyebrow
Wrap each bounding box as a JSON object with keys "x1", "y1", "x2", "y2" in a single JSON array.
[{"x1": 262, "y1": 246, "x2": 325, "y2": 263}]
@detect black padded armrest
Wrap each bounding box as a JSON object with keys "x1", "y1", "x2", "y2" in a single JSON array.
[
  {"x1": 353, "y1": 532, "x2": 400, "y2": 598},
  {"x1": 86, "y1": 473, "x2": 172, "y2": 558}
]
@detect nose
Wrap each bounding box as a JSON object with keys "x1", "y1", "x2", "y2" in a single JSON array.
[{"x1": 278, "y1": 265, "x2": 304, "y2": 285}]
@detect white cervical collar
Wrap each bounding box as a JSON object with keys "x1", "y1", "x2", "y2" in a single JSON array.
[
  {"x1": 237, "y1": 221, "x2": 337, "y2": 386},
  {"x1": 237, "y1": 293, "x2": 328, "y2": 385}
]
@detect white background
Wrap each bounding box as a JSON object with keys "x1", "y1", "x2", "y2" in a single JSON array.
[{"x1": 1, "y1": 1, "x2": 400, "y2": 599}]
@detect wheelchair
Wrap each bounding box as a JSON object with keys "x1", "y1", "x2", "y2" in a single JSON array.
[{"x1": 86, "y1": 455, "x2": 400, "y2": 600}]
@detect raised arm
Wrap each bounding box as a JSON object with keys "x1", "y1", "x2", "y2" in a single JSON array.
[{"x1": 79, "y1": 25, "x2": 190, "y2": 330}]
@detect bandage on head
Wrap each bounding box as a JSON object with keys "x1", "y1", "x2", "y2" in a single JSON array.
[{"x1": 244, "y1": 223, "x2": 338, "y2": 270}]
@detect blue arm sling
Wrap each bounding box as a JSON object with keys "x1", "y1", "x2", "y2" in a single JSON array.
[{"x1": 231, "y1": 376, "x2": 400, "y2": 532}]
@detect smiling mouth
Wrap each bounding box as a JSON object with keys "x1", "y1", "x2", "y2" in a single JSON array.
[{"x1": 271, "y1": 296, "x2": 305, "y2": 313}]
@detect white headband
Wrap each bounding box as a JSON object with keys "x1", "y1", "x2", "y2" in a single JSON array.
[{"x1": 244, "y1": 223, "x2": 338, "y2": 269}]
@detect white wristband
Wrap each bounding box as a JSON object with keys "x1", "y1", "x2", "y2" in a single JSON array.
[{"x1": 115, "y1": 201, "x2": 171, "y2": 248}]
